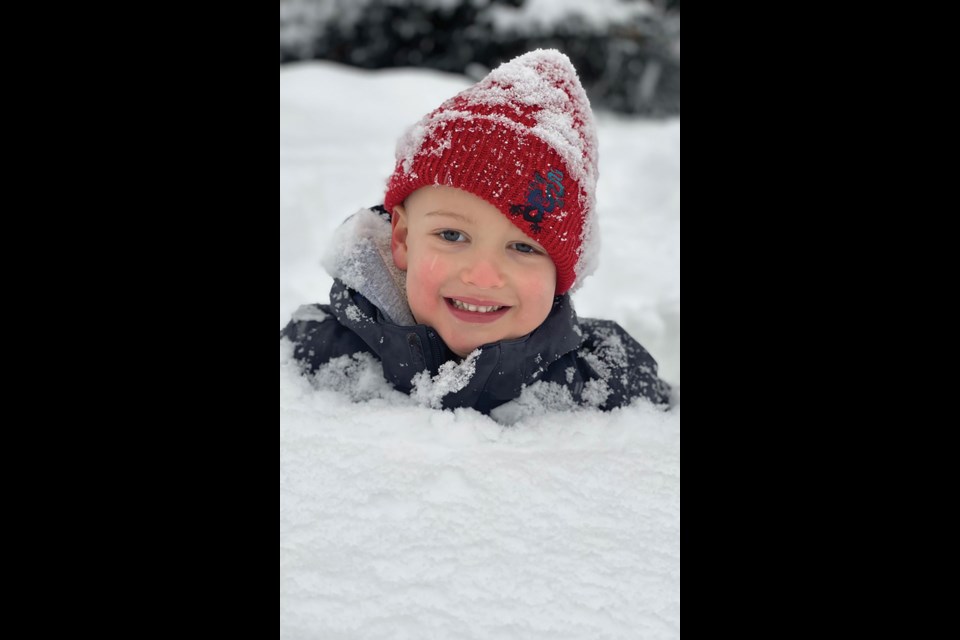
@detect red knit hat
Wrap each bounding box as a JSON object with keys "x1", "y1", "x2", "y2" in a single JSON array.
[{"x1": 384, "y1": 49, "x2": 600, "y2": 295}]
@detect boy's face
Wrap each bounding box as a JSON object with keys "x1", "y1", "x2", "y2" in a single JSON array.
[{"x1": 391, "y1": 186, "x2": 557, "y2": 358}]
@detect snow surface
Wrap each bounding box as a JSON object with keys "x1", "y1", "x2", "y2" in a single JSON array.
[{"x1": 280, "y1": 61, "x2": 680, "y2": 638}]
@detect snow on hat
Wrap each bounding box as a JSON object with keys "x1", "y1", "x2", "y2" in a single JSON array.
[{"x1": 384, "y1": 49, "x2": 600, "y2": 295}]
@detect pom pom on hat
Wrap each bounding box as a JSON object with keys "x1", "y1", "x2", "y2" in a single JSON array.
[{"x1": 384, "y1": 49, "x2": 600, "y2": 295}]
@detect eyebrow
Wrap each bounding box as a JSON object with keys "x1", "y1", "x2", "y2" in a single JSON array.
[{"x1": 424, "y1": 210, "x2": 475, "y2": 224}]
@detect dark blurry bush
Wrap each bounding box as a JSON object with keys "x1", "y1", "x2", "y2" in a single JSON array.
[{"x1": 280, "y1": 0, "x2": 680, "y2": 117}]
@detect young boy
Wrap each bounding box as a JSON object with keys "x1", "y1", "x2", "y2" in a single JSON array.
[{"x1": 281, "y1": 49, "x2": 672, "y2": 415}]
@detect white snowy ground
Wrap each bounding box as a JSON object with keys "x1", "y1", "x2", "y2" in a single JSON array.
[{"x1": 280, "y1": 61, "x2": 680, "y2": 639}]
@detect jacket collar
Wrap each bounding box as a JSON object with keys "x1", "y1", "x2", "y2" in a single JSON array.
[{"x1": 323, "y1": 207, "x2": 416, "y2": 326}]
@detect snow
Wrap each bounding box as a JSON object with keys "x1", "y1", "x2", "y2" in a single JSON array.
[
  {"x1": 412, "y1": 349, "x2": 483, "y2": 409},
  {"x1": 281, "y1": 342, "x2": 680, "y2": 639},
  {"x1": 280, "y1": 60, "x2": 680, "y2": 638},
  {"x1": 291, "y1": 305, "x2": 330, "y2": 324}
]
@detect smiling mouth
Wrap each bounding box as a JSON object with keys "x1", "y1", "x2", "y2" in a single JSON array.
[{"x1": 445, "y1": 298, "x2": 512, "y2": 322}]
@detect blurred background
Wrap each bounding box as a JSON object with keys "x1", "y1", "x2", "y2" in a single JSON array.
[{"x1": 280, "y1": 0, "x2": 680, "y2": 118}]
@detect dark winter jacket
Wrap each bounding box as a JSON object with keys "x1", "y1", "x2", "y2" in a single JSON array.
[{"x1": 280, "y1": 207, "x2": 672, "y2": 416}]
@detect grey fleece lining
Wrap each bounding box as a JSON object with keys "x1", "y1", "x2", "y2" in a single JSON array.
[{"x1": 322, "y1": 208, "x2": 417, "y2": 326}]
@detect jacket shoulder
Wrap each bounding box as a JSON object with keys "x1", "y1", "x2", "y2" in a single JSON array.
[
  {"x1": 280, "y1": 304, "x2": 372, "y2": 374},
  {"x1": 575, "y1": 318, "x2": 672, "y2": 409}
]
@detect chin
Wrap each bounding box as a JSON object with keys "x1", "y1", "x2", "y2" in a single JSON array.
[
  {"x1": 445, "y1": 335, "x2": 485, "y2": 357},
  {"x1": 450, "y1": 344, "x2": 480, "y2": 358}
]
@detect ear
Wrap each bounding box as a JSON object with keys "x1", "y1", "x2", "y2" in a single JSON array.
[{"x1": 391, "y1": 204, "x2": 409, "y2": 271}]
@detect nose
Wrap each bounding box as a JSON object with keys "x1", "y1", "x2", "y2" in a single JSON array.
[{"x1": 461, "y1": 252, "x2": 505, "y2": 289}]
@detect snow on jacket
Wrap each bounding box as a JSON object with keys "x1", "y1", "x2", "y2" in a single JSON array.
[{"x1": 280, "y1": 207, "x2": 672, "y2": 416}]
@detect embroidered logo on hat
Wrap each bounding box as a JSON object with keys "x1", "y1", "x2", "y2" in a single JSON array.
[{"x1": 510, "y1": 170, "x2": 566, "y2": 234}]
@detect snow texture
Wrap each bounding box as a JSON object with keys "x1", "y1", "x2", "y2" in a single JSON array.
[
  {"x1": 280, "y1": 61, "x2": 680, "y2": 638},
  {"x1": 412, "y1": 349, "x2": 482, "y2": 409},
  {"x1": 281, "y1": 340, "x2": 681, "y2": 639},
  {"x1": 291, "y1": 305, "x2": 330, "y2": 324}
]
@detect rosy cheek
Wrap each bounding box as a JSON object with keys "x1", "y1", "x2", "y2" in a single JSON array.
[
  {"x1": 413, "y1": 262, "x2": 435, "y2": 287},
  {"x1": 408, "y1": 256, "x2": 445, "y2": 304}
]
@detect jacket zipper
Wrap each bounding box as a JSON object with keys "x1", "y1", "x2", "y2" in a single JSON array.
[{"x1": 425, "y1": 329, "x2": 443, "y2": 372}]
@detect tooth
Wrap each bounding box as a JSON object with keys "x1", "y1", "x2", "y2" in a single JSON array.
[{"x1": 452, "y1": 299, "x2": 504, "y2": 313}]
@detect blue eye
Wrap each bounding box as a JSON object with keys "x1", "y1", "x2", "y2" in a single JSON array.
[
  {"x1": 439, "y1": 230, "x2": 466, "y2": 242},
  {"x1": 513, "y1": 243, "x2": 537, "y2": 254}
]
